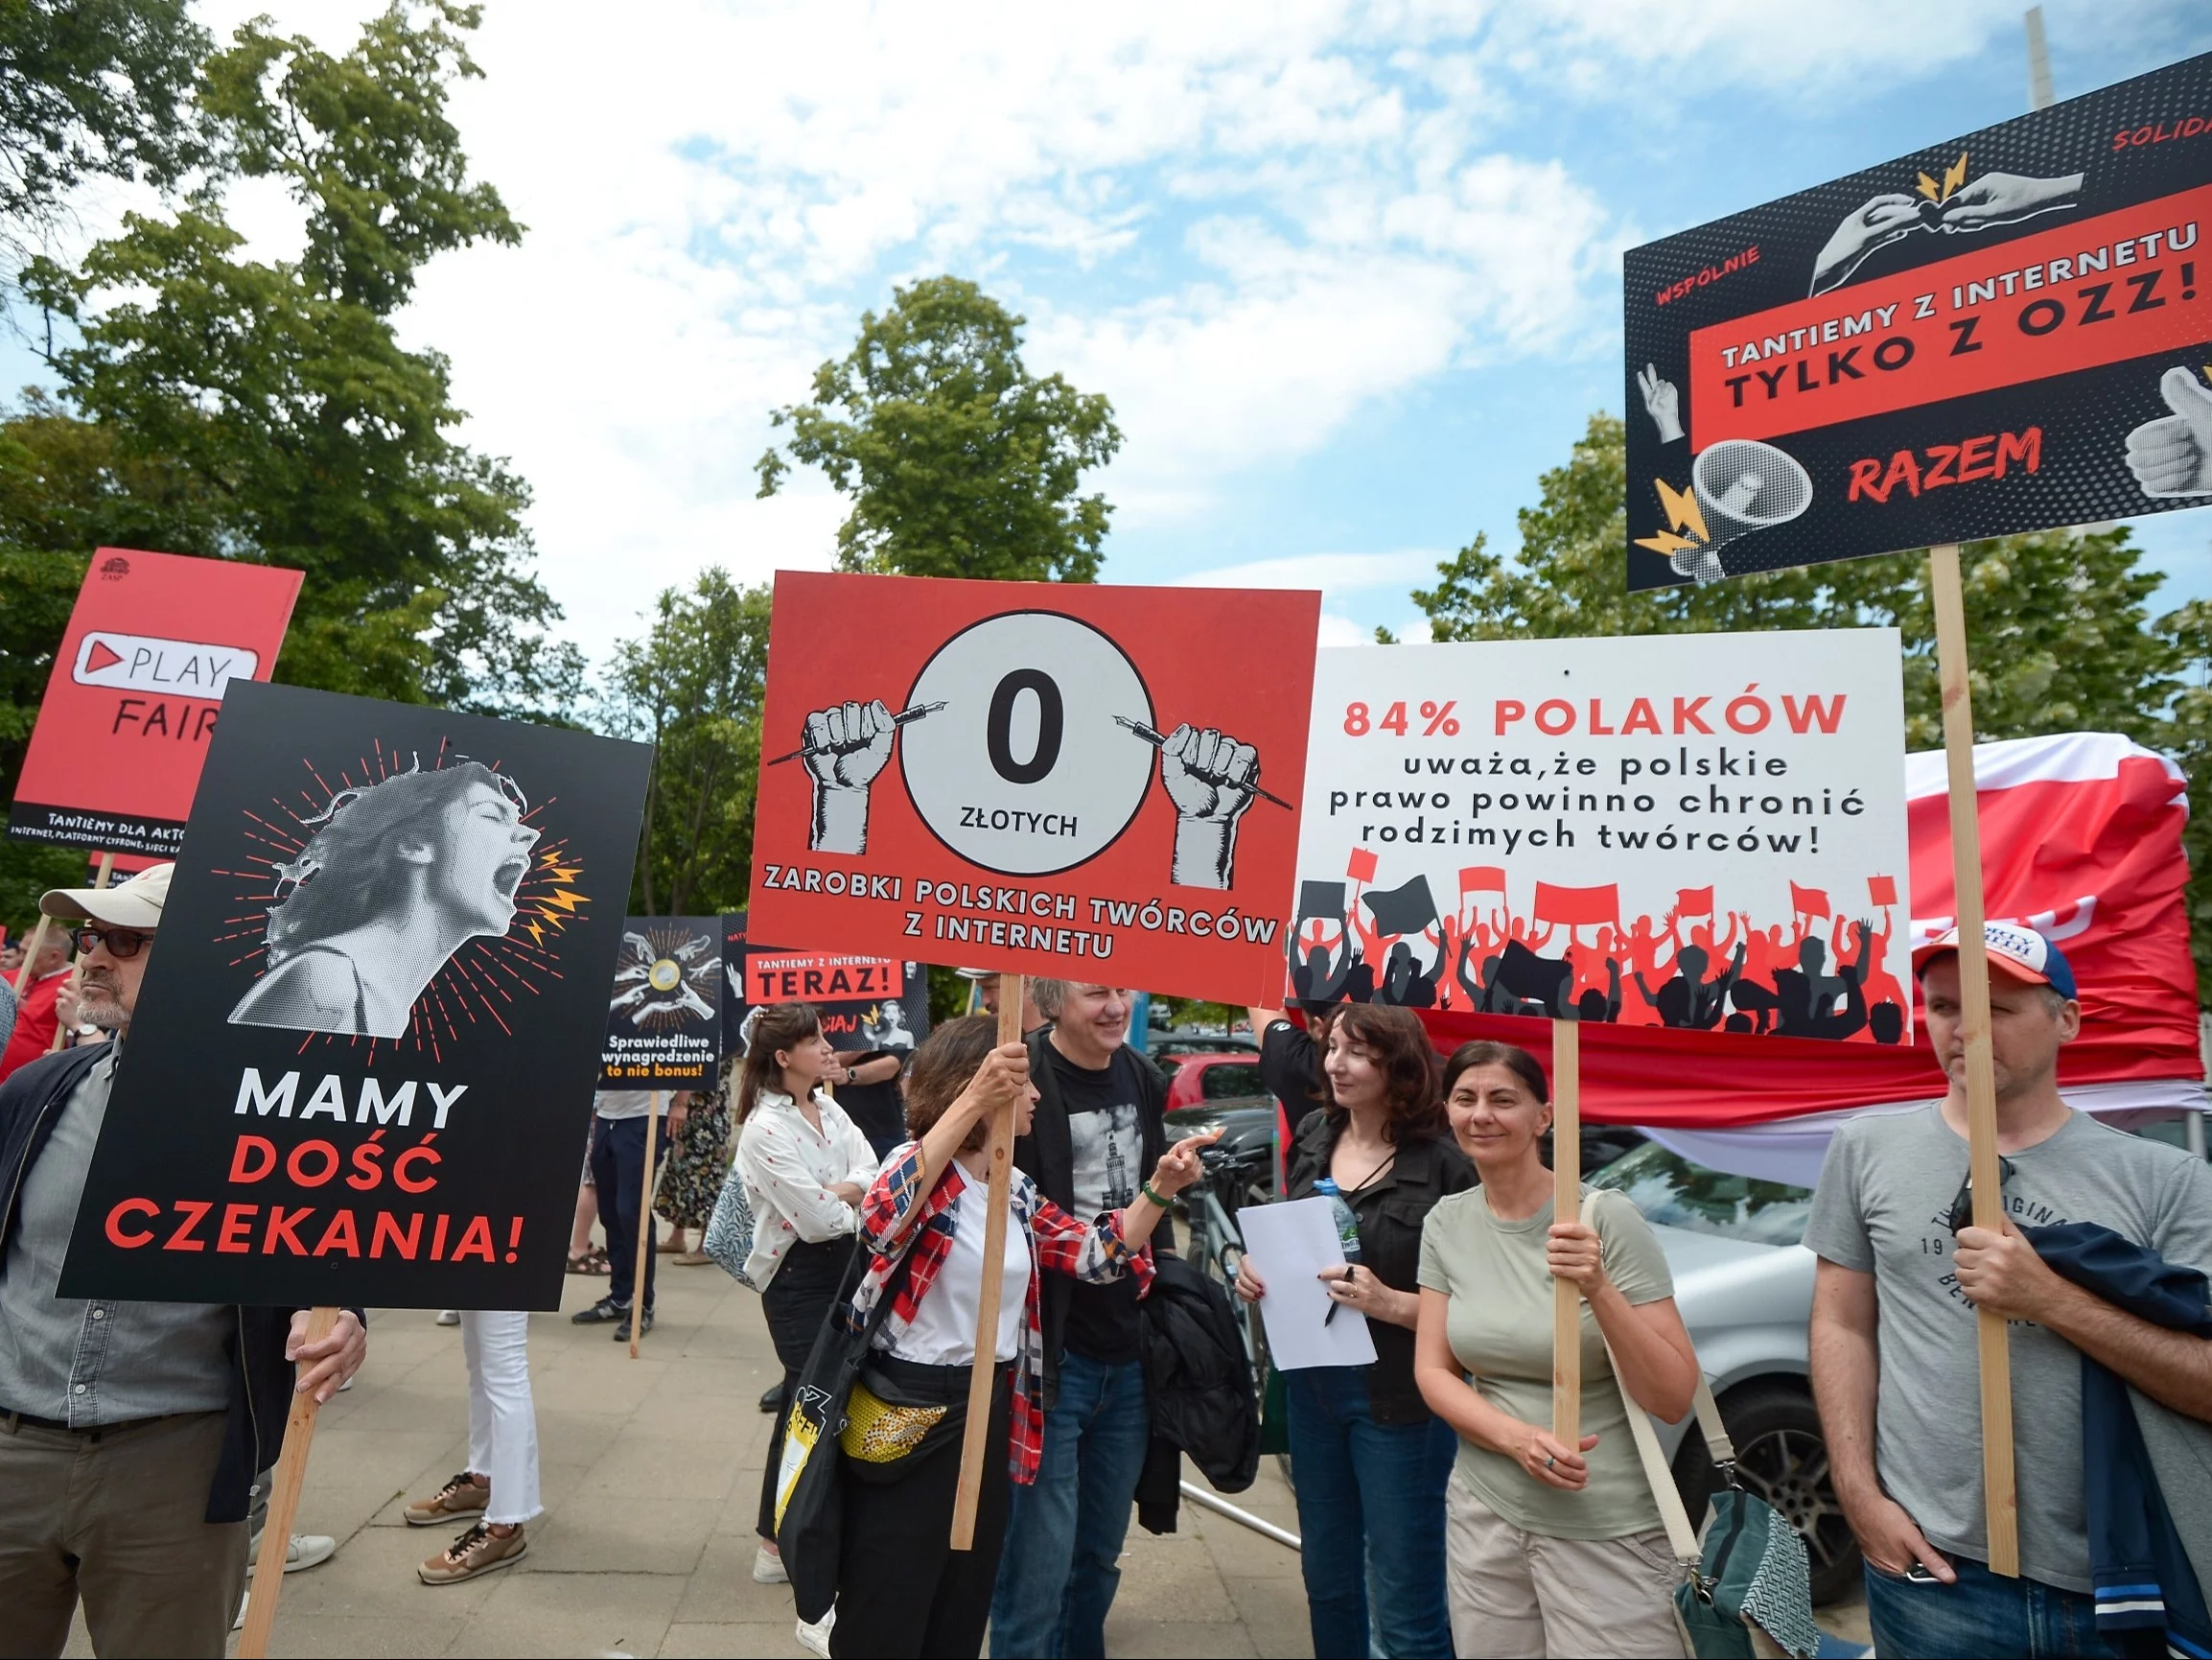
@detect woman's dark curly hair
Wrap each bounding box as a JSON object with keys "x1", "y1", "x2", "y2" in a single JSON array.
[
  {"x1": 265, "y1": 761, "x2": 523, "y2": 966},
  {"x1": 1325, "y1": 1002, "x2": 1445, "y2": 1143}
]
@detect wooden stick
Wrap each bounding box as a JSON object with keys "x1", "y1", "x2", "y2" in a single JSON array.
[
  {"x1": 630, "y1": 1091, "x2": 662, "y2": 1358},
  {"x1": 12, "y1": 913, "x2": 50, "y2": 997},
  {"x1": 950, "y1": 978, "x2": 1022, "y2": 1550},
  {"x1": 237, "y1": 1305, "x2": 338, "y2": 1659},
  {"x1": 49, "y1": 853, "x2": 115, "y2": 1054},
  {"x1": 1551, "y1": 1017, "x2": 1582, "y2": 1446},
  {"x1": 1929, "y1": 542, "x2": 2020, "y2": 1578}
]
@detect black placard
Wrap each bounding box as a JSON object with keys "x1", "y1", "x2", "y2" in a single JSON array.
[
  {"x1": 717, "y1": 910, "x2": 929, "y2": 1059},
  {"x1": 1625, "y1": 53, "x2": 2212, "y2": 589},
  {"x1": 599, "y1": 917, "x2": 721, "y2": 1088},
  {"x1": 58, "y1": 682, "x2": 652, "y2": 1311}
]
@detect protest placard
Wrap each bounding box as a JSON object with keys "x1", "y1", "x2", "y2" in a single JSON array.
[
  {"x1": 58, "y1": 681, "x2": 652, "y2": 1312},
  {"x1": 748, "y1": 572, "x2": 1320, "y2": 1006},
  {"x1": 719, "y1": 911, "x2": 928, "y2": 1058},
  {"x1": 9, "y1": 548, "x2": 302, "y2": 855},
  {"x1": 600, "y1": 917, "x2": 721, "y2": 1088},
  {"x1": 1294, "y1": 630, "x2": 1911, "y2": 1040},
  {"x1": 1623, "y1": 51, "x2": 2212, "y2": 589}
]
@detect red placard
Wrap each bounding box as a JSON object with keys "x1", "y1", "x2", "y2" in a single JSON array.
[
  {"x1": 748, "y1": 573, "x2": 1320, "y2": 1005},
  {"x1": 10, "y1": 549, "x2": 303, "y2": 857}
]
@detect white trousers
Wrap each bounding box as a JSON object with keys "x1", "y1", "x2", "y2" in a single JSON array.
[{"x1": 461, "y1": 1311, "x2": 543, "y2": 1526}]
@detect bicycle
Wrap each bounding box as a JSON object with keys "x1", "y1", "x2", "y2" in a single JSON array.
[{"x1": 1181, "y1": 1140, "x2": 1291, "y2": 1485}]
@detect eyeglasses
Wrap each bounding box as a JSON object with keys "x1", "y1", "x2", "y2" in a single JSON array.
[
  {"x1": 72, "y1": 926, "x2": 151, "y2": 960},
  {"x1": 1945, "y1": 1155, "x2": 2015, "y2": 1234}
]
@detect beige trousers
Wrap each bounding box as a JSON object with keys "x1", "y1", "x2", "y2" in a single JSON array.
[
  {"x1": 1445, "y1": 1468, "x2": 1687, "y2": 1658},
  {"x1": 0, "y1": 1411, "x2": 246, "y2": 1660}
]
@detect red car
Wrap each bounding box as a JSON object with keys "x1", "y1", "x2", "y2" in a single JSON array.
[{"x1": 1161, "y1": 1051, "x2": 1264, "y2": 1111}]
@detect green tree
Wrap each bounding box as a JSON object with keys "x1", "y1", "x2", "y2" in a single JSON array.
[
  {"x1": 0, "y1": 0, "x2": 207, "y2": 260},
  {"x1": 757, "y1": 275, "x2": 1122, "y2": 582},
  {"x1": 1411, "y1": 412, "x2": 2180, "y2": 748},
  {"x1": 601, "y1": 570, "x2": 772, "y2": 917},
  {"x1": 10, "y1": 1, "x2": 578, "y2": 717}
]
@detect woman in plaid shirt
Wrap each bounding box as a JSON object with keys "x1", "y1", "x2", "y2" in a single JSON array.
[{"x1": 827, "y1": 1015, "x2": 1215, "y2": 1658}]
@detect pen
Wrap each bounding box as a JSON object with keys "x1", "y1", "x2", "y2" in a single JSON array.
[
  {"x1": 768, "y1": 702, "x2": 946, "y2": 766},
  {"x1": 1323, "y1": 1265, "x2": 1356, "y2": 1325},
  {"x1": 1114, "y1": 715, "x2": 1292, "y2": 809}
]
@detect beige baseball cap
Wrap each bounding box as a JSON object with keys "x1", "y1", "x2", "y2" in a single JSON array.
[{"x1": 41, "y1": 862, "x2": 174, "y2": 929}]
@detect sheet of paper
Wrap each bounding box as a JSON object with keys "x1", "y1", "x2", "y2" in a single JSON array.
[{"x1": 1236, "y1": 1196, "x2": 1378, "y2": 1370}]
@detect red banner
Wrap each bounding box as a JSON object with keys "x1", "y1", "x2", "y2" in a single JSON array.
[
  {"x1": 9, "y1": 549, "x2": 302, "y2": 858},
  {"x1": 1531, "y1": 881, "x2": 1619, "y2": 926},
  {"x1": 1420, "y1": 733, "x2": 2200, "y2": 1125},
  {"x1": 1688, "y1": 185, "x2": 2212, "y2": 446}
]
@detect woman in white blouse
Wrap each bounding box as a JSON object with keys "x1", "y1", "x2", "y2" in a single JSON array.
[{"x1": 734, "y1": 1002, "x2": 881, "y2": 1588}]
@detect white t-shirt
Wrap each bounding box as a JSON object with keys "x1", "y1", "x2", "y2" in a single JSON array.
[
  {"x1": 594, "y1": 1089, "x2": 659, "y2": 1121},
  {"x1": 887, "y1": 1177, "x2": 1027, "y2": 1366}
]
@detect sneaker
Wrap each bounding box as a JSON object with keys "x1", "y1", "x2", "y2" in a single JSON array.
[
  {"x1": 417, "y1": 1522, "x2": 527, "y2": 1585},
  {"x1": 434, "y1": 1309, "x2": 460, "y2": 1326},
  {"x1": 570, "y1": 1296, "x2": 629, "y2": 1325},
  {"x1": 613, "y1": 1309, "x2": 654, "y2": 1340},
  {"x1": 753, "y1": 1541, "x2": 788, "y2": 1584},
  {"x1": 795, "y1": 1607, "x2": 834, "y2": 1658},
  {"x1": 245, "y1": 1531, "x2": 337, "y2": 1575},
  {"x1": 405, "y1": 1471, "x2": 490, "y2": 1528}
]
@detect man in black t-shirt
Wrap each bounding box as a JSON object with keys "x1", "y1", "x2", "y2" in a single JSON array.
[{"x1": 990, "y1": 980, "x2": 1171, "y2": 1660}]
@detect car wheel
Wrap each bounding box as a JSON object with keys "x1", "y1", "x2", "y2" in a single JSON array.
[{"x1": 1671, "y1": 1381, "x2": 1859, "y2": 1605}]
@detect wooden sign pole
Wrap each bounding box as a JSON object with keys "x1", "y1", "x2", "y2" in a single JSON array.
[
  {"x1": 950, "y1": 976, "x2": 1022, "y2": 1550},
  {"x1": 48, "y1": 853, "x2": 115, "y2": 1054},
  {"x1": 236, "y1": 1304, "x2": 338, "y2": 1659},
  {"x1": 630, "y1": 1091, "x2": 663, "y2": 1358},
  {"x1": 1928, "y1": 543, "x2": 2020, "y2": 1578},
  {"x1": 12, "y1": 913, "x2": 51, "y2": 998},
  {"x1": 1550, "y1": 1017, "x2": 1582, "y2": 1445}
]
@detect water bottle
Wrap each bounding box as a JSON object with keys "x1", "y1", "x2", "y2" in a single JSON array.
[{"x1": 1313, "y1": 1176, "x2": 1362, "y2": 1265}]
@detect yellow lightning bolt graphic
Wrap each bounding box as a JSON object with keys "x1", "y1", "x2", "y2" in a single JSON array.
[
  {"x1": 537, "y1": 888, "x2": 588, "y2": 917},
  {"x1": 1634, "y1": 529, "x2": 1701, "y2": 556},
  {"x1": 1916, "y1": 172, "x2": 1942, "y2": 202},
  {"x1": 1656, "y1": 477, "x2": 1710, "y2": 545},
  {"x1": 1942, "y1": 152, "x2": 1969, "y2": 201}
]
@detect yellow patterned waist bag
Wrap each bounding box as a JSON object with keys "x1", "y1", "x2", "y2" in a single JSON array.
[{"x1": 838, "y1": 1367, "x2": 964, "y2": 1475}]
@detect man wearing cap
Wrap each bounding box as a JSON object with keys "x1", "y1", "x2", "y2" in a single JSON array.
[
  {"x1": 1807, "y1": 923, "x2": 2212, "y2": 1657},
  {"x1": 0, "y1": 864, "x2": 368, "y2": 1658},
  {"x1": 963, "y1": 967, "x2": 1048, "y2": 1036}
]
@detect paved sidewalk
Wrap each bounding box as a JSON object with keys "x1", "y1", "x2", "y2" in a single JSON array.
[
  {"x1": 65, "y1": 1250, "x2": 1313, "y2": 1659},
  {"x1": 63, "y1": 1241, "x2": 1868, "y2": 1658}
]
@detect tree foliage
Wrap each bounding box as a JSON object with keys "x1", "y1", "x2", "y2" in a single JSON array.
[
  {"x1": 6, "y1": 1, "x2": 577, "y2": 719},
  {"x1": 1409, "y1": 409, "x2": 2209, "y2": 992},
  {"x1": 600, "y1": 570, "x2": 772, "y2": 918},
  {"x1": 757, "y1": 275, "x2": 1121, "y2": 583},
  {"x1": 0, "y1": 0, "x2": 207, "y2": 253}
]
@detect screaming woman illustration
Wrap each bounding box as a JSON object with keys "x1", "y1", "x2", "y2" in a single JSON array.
[{"x1": 228, "y1": 760, "x2": 541, "y2": 1039}]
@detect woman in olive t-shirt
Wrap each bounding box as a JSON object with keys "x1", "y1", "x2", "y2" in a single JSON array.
[{"x1": 1412, "y1": 1040, "x2": 1701, "y2": 1659}]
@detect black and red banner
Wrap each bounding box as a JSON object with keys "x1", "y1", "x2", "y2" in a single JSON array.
[{"x1": 1624, "y1": 52, "x2": 2212, "y2": 589}]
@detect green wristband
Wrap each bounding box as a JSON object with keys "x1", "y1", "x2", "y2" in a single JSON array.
[{"x1": 1140, "y1": 1179, "x2": 1171, "y2": 1207}]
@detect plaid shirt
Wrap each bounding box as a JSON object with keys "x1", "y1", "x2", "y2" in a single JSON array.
[{"x1": 848, "y1": 1141, "x2": 1153, "y2": 1483}]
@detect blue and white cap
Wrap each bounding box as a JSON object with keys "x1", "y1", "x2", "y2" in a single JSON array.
[{"x1": 1911, "y1": 921, "x2": 2078, "y2": 1000}]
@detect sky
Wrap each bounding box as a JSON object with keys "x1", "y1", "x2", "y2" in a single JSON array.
[{"x1": 9, "y1": 0, "x2": 2212, "y2": 665}]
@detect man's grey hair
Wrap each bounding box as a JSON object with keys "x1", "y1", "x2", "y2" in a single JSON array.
[{"x1": 1029, "y1": 977, "x2": 1068, "y2": 1018}]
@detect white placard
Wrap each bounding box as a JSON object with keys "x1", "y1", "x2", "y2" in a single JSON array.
[
  {"x1": 1294, "y1": 629, "x2": 1913, "y2": 1043},
  {"x1": 1236, "y1": 1196, "x2": 1379, "y2": 1371}
]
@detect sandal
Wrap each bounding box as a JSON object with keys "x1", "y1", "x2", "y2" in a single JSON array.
[{"x1": 566, "y1": 1247, "x2": 610, "y2": 1275}]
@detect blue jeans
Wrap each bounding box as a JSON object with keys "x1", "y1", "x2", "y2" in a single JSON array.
[
  {"x1": 990, "y1": 1352, "x2": 1151, "y2": 1659},
  {"x1": 1285, "y1": 1366, "x2": 1455, "y2": 1659},
  {"x1": 1864, "y1": 1556, "x2": 2125, "y2": 1659}
]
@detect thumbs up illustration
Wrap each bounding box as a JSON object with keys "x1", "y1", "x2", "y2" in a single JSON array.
[{"x1": 2124, "y1": 365, "x2": 2212, "y2": 497}]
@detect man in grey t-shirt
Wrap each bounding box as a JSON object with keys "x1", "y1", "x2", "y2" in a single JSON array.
[{"x1": 1806, "y1": 923, "x2": 2212, "y2": 1657}]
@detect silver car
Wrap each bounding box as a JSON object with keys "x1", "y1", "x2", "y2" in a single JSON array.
[{"x1": 1589, "y1": 1141, "x2": 1852, "y2": 1602}]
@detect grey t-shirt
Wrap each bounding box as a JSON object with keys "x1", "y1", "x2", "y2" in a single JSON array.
[
  {"x1": 594, "y1": 1089, "x2": 660, "y2": 1121},
  {"x1": 1805, "y1": 1104, "x2": 2212, "y2": 1592}
]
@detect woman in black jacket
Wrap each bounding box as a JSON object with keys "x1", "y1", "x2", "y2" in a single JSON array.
[{"x1": 1233, "y1": 1003, "x2": 1471, "y2": 1658}]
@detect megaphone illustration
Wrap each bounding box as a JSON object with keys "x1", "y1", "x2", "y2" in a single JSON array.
[{"x1": 1671, "y1": 439, "x2": 1814, "y2": 583}]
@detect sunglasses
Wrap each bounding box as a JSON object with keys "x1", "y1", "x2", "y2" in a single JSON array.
[
  {"x1": 1945, "y1": 1155, "x2": 2015, "y2": 1235},
  {"x1": 72, "y1": 926, "x2": 151, "y2": 961}
]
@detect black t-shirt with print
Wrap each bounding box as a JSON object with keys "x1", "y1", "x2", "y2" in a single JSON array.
[{"x1": 1051, "y1": 1044, "x2": 1150, "y2": 1365}]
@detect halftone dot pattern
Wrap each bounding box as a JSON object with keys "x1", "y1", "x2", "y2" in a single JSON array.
[{"x1": 1626, "y1": 51, "x2": 2212, "y2": 590}]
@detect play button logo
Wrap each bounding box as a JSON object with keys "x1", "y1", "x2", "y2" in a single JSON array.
[{"x1": 72, "y1": 630, "x2": 260, "y2": 698}]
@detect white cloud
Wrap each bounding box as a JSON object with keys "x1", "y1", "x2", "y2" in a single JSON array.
[{"x1": 1176, "y1": 549, "x2": 1443, "y2": 592}]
